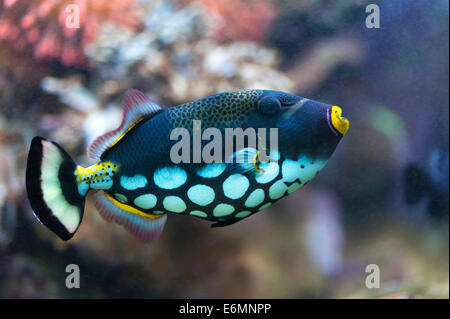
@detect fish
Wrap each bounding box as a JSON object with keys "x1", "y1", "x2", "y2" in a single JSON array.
[
  {"x1": 403, "y1": 149, "x2": 449, "y2": 220},
  {"x1": 26, "y1": 89, "x2": 349, "y2": 243}
]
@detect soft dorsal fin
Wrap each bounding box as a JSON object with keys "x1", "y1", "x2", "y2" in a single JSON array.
[{"x1": 88, "y1": 90, "x2": 162, "y2": 160}]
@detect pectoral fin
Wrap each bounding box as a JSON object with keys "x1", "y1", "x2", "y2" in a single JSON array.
[{"x1": 226, "y1": 147, "x2": 261, "y2": 177}]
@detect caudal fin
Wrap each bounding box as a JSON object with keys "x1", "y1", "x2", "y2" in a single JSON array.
[{"x1": 26, "y1": 137, "x2": 86, "y2": 240}]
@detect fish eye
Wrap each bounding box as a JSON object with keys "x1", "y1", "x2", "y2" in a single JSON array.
[{"x1": 258, "y1": 96, "x2": 281, "y2": 116}]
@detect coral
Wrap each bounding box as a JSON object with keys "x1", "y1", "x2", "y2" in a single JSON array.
[
  {"x1": 88, "y1": 0, "x2": 292, "y2": 103},
  {"x1": 0, "y1": 0, "x2": 138, "y2": 67},
  {"x1": 182, "y1": 0, "x2": 277, "y2": 42}
]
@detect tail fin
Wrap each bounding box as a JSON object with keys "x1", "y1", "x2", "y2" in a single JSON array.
[{"x1": 26, "y1": 137, "x2": 85, "y2": 241}]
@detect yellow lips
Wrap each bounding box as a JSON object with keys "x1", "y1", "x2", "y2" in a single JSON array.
[{"x1": 331, "y1": 106, "x2": 349, "y2": 136}]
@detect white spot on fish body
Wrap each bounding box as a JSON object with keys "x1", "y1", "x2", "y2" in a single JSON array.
[
  {"x1": 187, "y1": 184, "x2": 215, "y2": 206},
  {"x1": 245, "y1": 188, "x2": 265, "y2": 208},
  {"x1": 269, "y1": 180, "x2": 288, "y2": 200},
  {"x1": 235, "y1": 211, "x2": 252, "y2": 218},
  {"x1": 120, "y1": 174, "x2": 148, "y2": 190},
  {"x1": 287, "y1": 182, "x2": 302, "y2": 194},
  {"x1": 213, "y1": 203, "x2": 235, "y2": 217},
  {"x1": 163, "y1": 196, "x2": 186, "y2": 213},
  {"x1": 154, "y1": 167, "x2": 187, "y2": 189},
  {"x1": 197, "y1": 163, "x2": 226, "y2": 178},
  {"x1": 114, "y1": 193, "x2": 128, "y2": 203},
  {"x1": 281, "y1": 159, "x2": 302, "y2": 183},
  {"x1": 297, "y1": 156, "x2": 327, "y2": 184},
  {"x1": 190, "y1": 210, "x2": 208, "y2": 218},
  {"x1": 134, "y1": 194, "x2": 157, "y2": 209},
  {"x1": 259, "y1": 202, "x2": 272, "y2": 210},
  {"x1": 223, "y1": 174, "x2": 249, "y2": 199}
]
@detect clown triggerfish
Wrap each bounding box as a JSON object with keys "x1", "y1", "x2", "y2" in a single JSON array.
[{"x1": 26, "y1": 89, "x2": 349, "y2": 243}]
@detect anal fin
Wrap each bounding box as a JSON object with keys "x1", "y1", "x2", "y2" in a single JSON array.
[{"x1": 93, "y1": 191, "x2": 166, "y2": 243}]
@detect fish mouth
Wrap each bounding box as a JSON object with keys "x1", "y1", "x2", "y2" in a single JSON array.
[{"x1": 328, "y1": 106, "x2": 349, "y2": 136}]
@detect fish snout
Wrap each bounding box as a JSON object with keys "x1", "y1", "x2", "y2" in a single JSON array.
[{"x1": 328, "y1": 106, "x2": 349, "y2": 136}]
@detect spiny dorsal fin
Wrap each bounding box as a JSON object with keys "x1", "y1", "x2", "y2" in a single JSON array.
[{"x1": 88, "y1": 90, "x2": 162, "y2": 160}]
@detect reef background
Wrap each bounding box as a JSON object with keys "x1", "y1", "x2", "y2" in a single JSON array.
[{"x1": 0, "y1": 0, "x2": 448, "y2": 298}]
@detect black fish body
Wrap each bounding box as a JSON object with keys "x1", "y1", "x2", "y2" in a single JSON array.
[{"x1": 26, "y1": 89, "x2": 349, "y2": 242}]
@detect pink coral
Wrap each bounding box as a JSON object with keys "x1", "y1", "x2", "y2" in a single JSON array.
[
  {"x1": 183, "y1": 0, "x2": 277, "y2": 42},
  {"x1": 0, "y1": 0, "x2": 138, "y2": 67}
]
